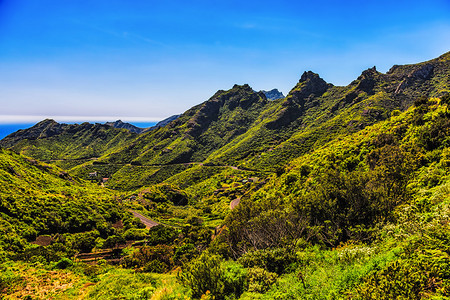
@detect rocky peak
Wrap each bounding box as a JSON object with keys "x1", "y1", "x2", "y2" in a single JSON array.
[
  {"x1": 261, "y1": 89, "x2": 285, "y2": 100},
  {"x1": 36, "y1": 119, "x2": 59, "y2": 126},
  {"x1": 232, "y1": 83, "x2": 253, "y2": 92},
  {"x1": 186, "y1": 84, "x2": 266, "y2": 136},
  {"x1": 351, "y1": 66, "x2": 381, "y2": 94},
  {"x1": 287, "y1": 71, "x2": 330, "y2": 104},
  {"x1": 300, "y1": 71, "x2": 322, "y2": 82}
]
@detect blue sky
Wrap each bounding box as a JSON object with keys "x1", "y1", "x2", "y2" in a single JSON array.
[{"x1": 0, "y1": 0, "x2": 449, "y2": 123}]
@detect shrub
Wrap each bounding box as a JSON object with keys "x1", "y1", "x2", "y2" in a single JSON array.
[
  {"x1": 246, "y1": 267, "x2": 278, "y2": 293},
  {"x1": 123, "y1": 228, "x2": 148, "y2": 241},
  {"x1": 178, "y1": 252, "x2": 246, "y2": 299},
  {"x1": 53, "y1": 257, "x2": 73, "y2": 269},
  {"x1": 238, "y1": 248, "x2": 296, "y2": 275}
]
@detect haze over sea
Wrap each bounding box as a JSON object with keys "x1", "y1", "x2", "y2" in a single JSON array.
[{"x1": 0, "y1": 122, "x2": 157, "y2": 140}]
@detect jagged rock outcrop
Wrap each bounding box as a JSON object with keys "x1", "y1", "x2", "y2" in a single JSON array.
[
  {"x1": 261, "y1": 89, "x2": 285, "y2": 100},
  {"x1": 266, "y1": 71, "x2": 332, "y2": 129},
  {"x1": 185, "y1": 84, "x2": 266, "y2": 137}
]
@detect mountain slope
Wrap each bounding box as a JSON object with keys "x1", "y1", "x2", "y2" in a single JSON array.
[
  {"x1": 0, "y1": 119, "x2": 138, "y2": 164},
  {"x1": 0, "y1": 148, "x2": 128, "y2": 255},
  {"x1": 98, "y1": 84, "x2": 269, "y2": 165},
  {"x1": 207, "y1": 52, "x2": 450, "y2": 170},
  {"x1": 2, "y1": 52, "x2": 450, "y2": 193}
]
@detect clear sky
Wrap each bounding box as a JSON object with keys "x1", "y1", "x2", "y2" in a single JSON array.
[{"x1": 0, "y1": 0, "x2": 449, "y2": 124}]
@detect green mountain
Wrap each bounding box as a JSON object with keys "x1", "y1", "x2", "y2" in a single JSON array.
[
  {"x1": 0, "y1": 119, "x2": 138, "y2": 169},
  {"x1": 2, "y1": 52, "x2": 449, "y2": 194},
  {"x1": 1, "y1": 52, "x2": 450, "y2": 299},
  {"x1": 75, "y1": 52, "x2": 450, "y2": 190}
]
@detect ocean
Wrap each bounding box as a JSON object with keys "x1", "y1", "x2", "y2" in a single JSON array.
[{"x1": 0, "y1": 123, "x2": 35, "y2": 140}]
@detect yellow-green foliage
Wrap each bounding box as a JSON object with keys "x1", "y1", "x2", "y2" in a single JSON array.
[{"x1": 0, "y1": 149, "x2": 125, "y2": 256}]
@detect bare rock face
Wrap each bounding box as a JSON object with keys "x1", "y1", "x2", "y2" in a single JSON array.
[
  {"x1": 354, "y1": 66, "x2": 380, "y2": 94},
  {"x1": 186, "y1": 84, "x2": 266, "y2": 136},
  {"x1": 394, "y1": 64, "x2": 435, "y2": 94},
  {"x1": 409, "y1": 64, "x2": 434, "y2": 80}
]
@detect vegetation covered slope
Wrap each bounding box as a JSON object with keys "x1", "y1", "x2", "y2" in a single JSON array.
[
  {"x1": 0, "y1": 54, "x2": 449, "y2": 299},
  {"x1": 73, "y1": 53, "x2": 450, "y2": 191},
  {"x1": 181, "y1": 95, "x2": 450, "y2": 299},
  {"x1": 99, "y1": 84, "x2": 269, "y2": 165},
  {"x1": 207, "y1": 52, "x2": 450, "y2": 170},
  {"x1": 0, "y1": 148, "x2": 132, "y2": 258},
  {"x1": 0, "y1": 119, "x2": 138, "y2": 166},
  {"x1": 2, "y1": 53, "x2": 449, "y2": 195}
]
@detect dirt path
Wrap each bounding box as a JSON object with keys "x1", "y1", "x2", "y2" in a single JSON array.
[{"x1": 130, "y1": 210, "x2": 159, "y2": 228}]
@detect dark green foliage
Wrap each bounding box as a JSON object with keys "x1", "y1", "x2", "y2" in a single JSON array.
[
  {"x1": 238, "y1": 248, "x2": 296, "y2": 275},
  {"x1": 123, "y1": 228, "x2": 148, "y2": 241},
  {"x1": 147, "y1": 225, "x2": 178, "y2": 246},
  {"x1": 122, "y1": 244, "x2": 174, "y2": 273},
  {"x1": 53, "y1": 257, "x2": 73, "y2": 269},
  {"x1": 139, "y1": 184, "x2": 189, "y2": 205},
  {"x1": 71, "y1": 231, "x2": 99, "y2": 253},
  {"x1": 178, "y1": 252, "x2": 247, "y2": 299},
  {"x1": 353, "y1": 225, "x2": 450, "y2": 299}
]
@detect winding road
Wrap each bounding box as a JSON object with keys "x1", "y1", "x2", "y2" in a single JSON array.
[{"x1": 130, "y1": 210, "x2": 159, "y2": 228}]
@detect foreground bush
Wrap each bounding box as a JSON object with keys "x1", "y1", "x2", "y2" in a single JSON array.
[{"x1": 178, "y1": 251, "x2": 246, "y2": 299}]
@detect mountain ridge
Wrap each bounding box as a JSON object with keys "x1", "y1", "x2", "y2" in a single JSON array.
[{"x1": 2, "y1": 52, "x2": 449, "y2": 189}]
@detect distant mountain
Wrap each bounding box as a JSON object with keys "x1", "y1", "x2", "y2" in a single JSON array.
[
  {"x1": 261, "y1": 88, "x2": 285, "y2": 100},
  {"x1": 142, "y1": 114, "x2": 180, "y2": 133},
  {"x1": 105, "y1": 120, "x2": 146, "y2": 133},
  {"x1": 105, "y1": 115, "x2": 180, "y2": 134},
  {"x1": 0, "y1": 119, "x2": 138, "y2": 164}
]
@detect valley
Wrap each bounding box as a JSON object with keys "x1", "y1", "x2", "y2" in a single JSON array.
[{"x1": 1, "y1": 52, "x2": 450, "y2": 299}]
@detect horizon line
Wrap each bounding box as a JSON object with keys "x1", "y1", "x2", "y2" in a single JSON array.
[{"x1": 0, "y1": 115, "x2": 167, "y2": 124}]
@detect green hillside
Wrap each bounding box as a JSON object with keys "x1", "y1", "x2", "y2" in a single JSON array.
[
  {"x1": 0, "y1": 148, "x2": 133, "y2": 257},
  {"x1": 0, "y1": 119, "x2": 138, "y2": 169},
  {"x1": 71, "y1": 52, "x2": 450, "y2": 192},
  {"x1": 0, "y1": 53, "x2": 450, "y2": 299}
]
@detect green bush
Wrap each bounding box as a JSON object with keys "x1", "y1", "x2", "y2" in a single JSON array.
[
  {"x1": 53, "y1": 257, "x2": 73, "y2": 269},
  {"x1": 246, "y1": 267, "x2": 278, "y2": 293},
  {"x1": 147, "y1": 225, "x2": 178, "y2": 245},
  {"x1": 238, "y1": 248, "x2": 296, "y2": 275},
  {"x1": 178, "y1": 252, "x2": 246, "y2": 299},
  {"x1": 123, "y1": 228, "x2": 148, "y2": 241}
]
